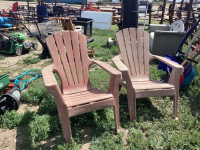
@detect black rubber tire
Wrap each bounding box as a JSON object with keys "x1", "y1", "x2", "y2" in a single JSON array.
[
  {"x1": 32, "y1": 42, "x2": 38, "y2": 50},
  {"x1": 14, "y1": 47, "x2": 22, "y2": 56}
]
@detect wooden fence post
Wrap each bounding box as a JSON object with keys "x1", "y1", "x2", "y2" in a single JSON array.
[
  {"x1": 160, "y1": 0, "x2": 166, "y2": 24},
  {"x1": 185, "y1": 0, "x2": 193, "y2": 31},
  {"x1": 169, "y1": 0, "x2": 176, "y2": 24}
]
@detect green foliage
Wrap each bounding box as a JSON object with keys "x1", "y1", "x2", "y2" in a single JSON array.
[
  {"x1": 88, "y1": 25, "x2": 119, "y2": 58},
  {"x1": 1, "y1": 110, "x2": 22, "y2": 129},
  {"x1": 32, "y1": 52, "x2": 39, "y2": 56},
  {"x1": 3, "y1": 24, "x2": 200, "y2": 149},
  {"x1": 90, "y1": 64, "x2": 97, "y2": 68},
  {"x1": 90, "y1": 131, "x2": 124, "y2": 149},
  {"x1": 0, "y1": 55, "x2": 5, "y2": 60},
  {"x1": 29, "y1": 114, "x2": 50, "y2": 143},
  {"x1": 100, "y1": 55, "x2": 112, "y2": 61},
  {"x1": 42, "y1": 59, "x2": 51, "y2": 67},
  {"x1": 153, "y1": 0, "x2": 163, "y2": 5},
  {"x1": 149, "y1": 61, "x2": 166, "y2": 80},
  {"x1": 55, "y1": 136, "x2": 82, "y2": 150},
  {"x1": 23, "y1": 56, "x2": 41, "y2": 65},
  {"x1": 20, "y1": 86, "x2": 52, "y2": 104},
  {"x1": 128, "y1": 128, "x2": 148, "y2": 149}
]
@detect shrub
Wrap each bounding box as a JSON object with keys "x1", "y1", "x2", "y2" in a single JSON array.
[
  {"x1": 1, "y1": 110, "x2": 22, "y2": 129},
  {"x1": 20, "y1": 87, "x2": 52, "y2": 104},
  {"x1": 29, "y1": 114, "x2": 50, "y2": 143}
]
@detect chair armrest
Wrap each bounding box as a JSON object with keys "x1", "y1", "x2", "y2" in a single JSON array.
[
  {"x1": 91, "y1": 59, "x2": 121, "y2": 77},
  {"x1": 149, "y1": 24, "x2": 170, "y2": 33},
  {"x1": 153, "y1": 55, "x2": 184, "y2": 86},
  {"x1": 112, "y1": 56, "x2": 129, "y2": 73},
  {"x1": 42, "y1": 65, "x2": 61, "y2": 97},
  {"x1": 153, "y1": 55, "x2": 183, "y2": 70},
  {"x1": 91, "y1": 59, "x2": 121, "y2": 94},
  {"x1": 112, "y1": 56, "x2": 132, "y2": 86}
]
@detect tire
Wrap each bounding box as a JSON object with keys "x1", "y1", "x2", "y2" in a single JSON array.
[
  {"x1": 14, "y1": 47, "x2": 22, "y2": 56},
  {"x1": 32, "y1": 42, "x2": 38, "y2": 50}
]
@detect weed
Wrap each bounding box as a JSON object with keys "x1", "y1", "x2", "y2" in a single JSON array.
[
  {"x1": 32, "y1": 52, "x2": 39, "y2": 56},
  {"x1": 23, "y1": 56, "x2": 41, "y2": 65},
  {"x1": 90, "y1": 64, "x2": 97, "y2": 68},
  {"x1": 20, "y1": 86, "x2": 52, "y2": 104},
  {"x1": 42, "y1": 59, "x2": 51, "y2": 67},
  {"x1": 1, "y1": 110, "x2": 22, "y2": 129},
  {"x1": 29, "y1": 114, "x2": 50, "y2": 144},
  {"x1": 100, "y1": 55, "x2": 112, "y2": 62},
  {"x1": 0, "y1": 55, "x2": 5, "y2": 60},
  {"x1": 90, "y1": 131, "x2": 124, "y2": 149},
  {"x1": 2, "y1": 24, "x2": 200, "y2": 149}
]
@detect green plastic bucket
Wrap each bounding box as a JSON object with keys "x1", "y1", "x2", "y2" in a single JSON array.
[{"x1": 0, "y1": 74, "x2": 10, "y2": 97}]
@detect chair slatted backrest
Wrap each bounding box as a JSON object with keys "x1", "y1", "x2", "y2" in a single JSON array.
[
  {"x1": 12, "y1": 2, "x2": 18, "y2": 12},
  {"x1": 46, "y1": 31, "x2": 92, "y2": 94},
  {"x1": 116, "y1": 28, "x2": 152, "y2": 81}
]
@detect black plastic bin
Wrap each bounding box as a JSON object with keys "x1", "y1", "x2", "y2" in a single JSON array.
[{"x1": 72, "y1": 17, "x2": 93, "y2": 37}]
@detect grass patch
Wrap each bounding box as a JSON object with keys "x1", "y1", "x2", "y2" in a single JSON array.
[
  {"x1": 0, "y1": 55, "x2": 5, "y2": 60},
  {"x1": 1, "y1": 25, "x2": 200, "y2": 149},
  {"x1": 42, "y1": 59, "x2": 51, "y2": 67},
  {"x1": 23, "y1": 56, "x2": 41, "y2": 65}
]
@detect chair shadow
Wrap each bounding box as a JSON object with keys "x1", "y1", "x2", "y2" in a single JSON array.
[{"x1": 119, "y1": 93, "x2": 164, "y2": 127}]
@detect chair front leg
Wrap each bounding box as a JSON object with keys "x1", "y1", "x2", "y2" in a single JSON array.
[
  {"x1": 108, "y1": 75, "x2": 121, "y2": 133},
  {"x1": 55, "y1": 98, "x2": 72, "y2": 143},
  {"x1": 126, "y1": 87, "x2": 136, "y2": 121}
]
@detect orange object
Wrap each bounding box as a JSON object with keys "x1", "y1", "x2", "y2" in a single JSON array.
[
  {"x1": 2, "y1": 83, "x2": 14, "y2": 95},
  {"x1": 42, "y1": 31, "x2": 121, "y2": 143},
  {"x1": 112, "y1": 28, "x2": 184, "y2": 121}
]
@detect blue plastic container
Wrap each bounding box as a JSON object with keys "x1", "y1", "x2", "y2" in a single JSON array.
[
  {"x1": 0, "y1": 17, "x2": 13, "y2": 27},
  {"x1": 180, "y1": 67, "x2": 196, "y2": 87},
  {"x1": 37, "y1": 5, "x2": 48, "y2": 23}
]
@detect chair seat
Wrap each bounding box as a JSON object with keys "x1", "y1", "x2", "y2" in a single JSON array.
[
  {"x1": 63, "y1": 88, "x2": 114, "y2": 107},
  {"x1": 132, "y1": 80, "x2": 174, "y2": 90}
]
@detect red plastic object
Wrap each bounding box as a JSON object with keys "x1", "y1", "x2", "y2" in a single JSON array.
[
  {"x1": 2, "y1": 83, "x2": 14, "y2": 95},
  {"x1": 81, "y1": 6, "x2": 100, "y2": 12},
  {"x1": 2, "y1": 2, "x2": 18, "y2": 18},
  {"x1": 179, "y1": 73, "x2": 184, "y2": 85}
]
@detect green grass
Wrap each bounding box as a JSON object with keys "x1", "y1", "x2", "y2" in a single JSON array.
[
  {"x1": 0, "y1": 55, "x2": 5, "y2": 60},
  {"x1": 1, "y1": 25, "x2": 200, "y2": 149},
  {"x1": 22, "y1": 56, "x2": 41, "y2": 65}
]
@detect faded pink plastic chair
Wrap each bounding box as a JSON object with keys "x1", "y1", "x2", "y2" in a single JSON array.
[
  {"x1": 112, "y1": 28, "x2": 184, "y2": 121},
  {"x1": 42, "y1": 31, "x2": 121, "y2": 143}
]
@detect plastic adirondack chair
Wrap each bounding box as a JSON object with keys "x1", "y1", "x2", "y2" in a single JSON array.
[
  {"x1": 112, "y1": 28, "x2": 184, "y2": 121},
  {"x1": 42, "y1": 31, "x2": 121, "y2": 143},
  {"x1": 2, "y1": 2, "x2": 18, "y2": 18}
]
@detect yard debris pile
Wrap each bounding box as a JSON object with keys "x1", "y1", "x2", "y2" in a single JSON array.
[{"x1": 31, "y1": 20, "x2": 63, "y2": 38}]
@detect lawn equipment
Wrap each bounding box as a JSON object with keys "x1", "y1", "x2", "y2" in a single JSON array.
[
  {"x1": 158, "y1": 17, "x2": 200, "y2": 87},
  {"x1": 8, "y1": 11, "x2": 49, "y2": 56},
  {"x1": 0, "y1": 32, "x2": 38, "y2": 56},
  {"x1": 0, "y1": 69, "x2": 41, "y2": 115}
]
